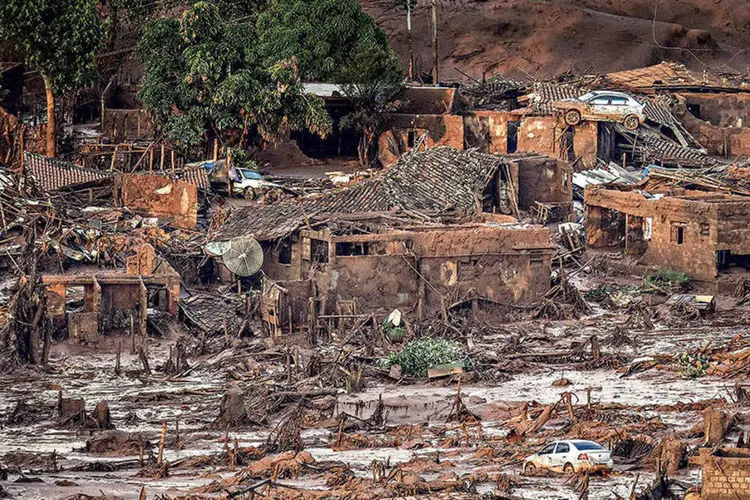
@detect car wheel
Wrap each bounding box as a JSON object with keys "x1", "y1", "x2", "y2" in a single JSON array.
[
  {"x1": 623, "y1": 114, "x2": 640, "y2": 131},
  {"x1": 564, "y1": 109, "x2": 582, "y2": 126},
  {"x1": 563, "y1": 463, "x2": 575, "y2": 474},
  {"x1": 244, "y1": 188, "x2": 257, "y2": 200},
  {"x1": 523, "y1": 463, "x2": 536, "y2": 475}
]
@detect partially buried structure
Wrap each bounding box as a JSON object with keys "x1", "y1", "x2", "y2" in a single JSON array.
[
  {"x1": 584, "y1": 166, "x2": 750, "y2": 291},
  {"x1": 211, "y1": 147, "x2": 561, "y2": 334}
]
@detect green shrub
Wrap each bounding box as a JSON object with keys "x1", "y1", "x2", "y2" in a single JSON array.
[
  {"x1": 379, "y1": 337, "x2": 468, "y2": 377},
  {"x1": 674, "y1": 352, "x2": 710, "y2": 379},
  {"x1": 646, "y1": 270, "x2": 690, "y2": 289}
]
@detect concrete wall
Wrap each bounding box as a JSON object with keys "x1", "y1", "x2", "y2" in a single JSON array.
[
  {"x1": 378, "y1": 114, "x2": 464, "y2": 166},
  {"x1": 516, "y1": 117, "x2": 599, "y2": 170},
  {"x1": 259, "y1": 224, "x2": 552, "y2": 317},
  {"x1": 116, "y1": 174, "x2": 198, "y2": 230},
  {"x1": 513, "y1": 156, "x2": 573, "y2": 210},
  {"x1": 101, "y1": 109, "x2": 153, "y2": 142},
  {"x1": 677, "y1": 105, "x2": 750, "y2": 157},
  {"x1": 464, "y1": 111, "x2": 515, "y2": 154}
]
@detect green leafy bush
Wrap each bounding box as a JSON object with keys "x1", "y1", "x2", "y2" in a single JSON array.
[
  {"x1": 379, "y1": 337, "x2": 468, "y2": 377},
  {"x1": 674, "y1": 352, "x2": 710, "y2": 379},
  {"x1": 646, "y1": 270, "x2": 690, "y2": 289}
]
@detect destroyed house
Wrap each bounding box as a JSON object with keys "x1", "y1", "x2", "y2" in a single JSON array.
[
  {"x1": 24, "y1": 153, "x2": 200, "y2": 229},
  {"x1": 211, "y1": 147, "x2": 555, "y2": 324},
  {"x1": 378, "y1": 87, "x2": 464, "y2": 166},
  {"x1": 585, "y1": 172, "x2": 750, "y2": 290},
  {"x1": 43, "y1": 244, "x2": 181, "y2": 341}
]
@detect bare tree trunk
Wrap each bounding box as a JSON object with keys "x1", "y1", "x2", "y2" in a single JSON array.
[{"x1": 43, "y1": 75, "x2": 56, "y2": 157}]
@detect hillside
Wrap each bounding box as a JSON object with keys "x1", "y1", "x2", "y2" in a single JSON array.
[{"x1": 361, "y1": 0, "x2": 750, "y2": 81}]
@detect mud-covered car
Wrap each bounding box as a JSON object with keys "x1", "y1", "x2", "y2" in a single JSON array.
[
  {"x1": 523, "y1": 440, "x2": 613, "y2": 475},
  {"x1": 553, "y1": 91, "x2": 646, "y2": 131}
]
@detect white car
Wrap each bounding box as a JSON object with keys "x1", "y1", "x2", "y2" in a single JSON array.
[
  {"x1": 552, "y1": 91, "x2": 646, "y2": 131},
  {"x1": 523, "y1": 440, "x2": 613, "y2": 475},
  {"x1": 232, "y1": 168, "x2": 283, "y2": 199}
]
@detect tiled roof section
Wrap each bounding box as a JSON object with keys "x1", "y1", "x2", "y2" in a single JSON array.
[
  {"x1": 25, "y1": 152, "x2": 112, "y2": 192},
  {"x1": 460, "y1": 80, "x2": 528, "y2": 107},
  {"x1": 618, "y1": 128, "x2": 715, "y2": 167},
  {"x1": 180, "y1": 292, "x2": 246, "y2": 335},
  {"x1": 525, "y1": 82, "x2": 589, "y2": 115},
  {"x1": 215, "y1": 203, "x2": 305, "y2": 241},
  {"x1": 213, "y1": 147, "x2": 505, "y2": 241},
  {"x1": 639, "y1": 135, "x2": 713, "y2": 163},
  {"x1": 179, "y1": 166, "x2": 210, "y2": 190},
  {"x1": 643, "y1": 98, "x2": 677, "y2": 126},
  {"x1": 384, "y1": 147, "x2": 502, "y2": 213},
  {"x1": 604, "y1": 62, "x2": 701, "y2": 90}
]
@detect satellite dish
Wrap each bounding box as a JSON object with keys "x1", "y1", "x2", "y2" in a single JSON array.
[
  {"x1": 205, "y1": 240, "x2": 231, "y2": 257},
  {"x1": 222, "y1": 237, "x2": 264, "y2": 276}
]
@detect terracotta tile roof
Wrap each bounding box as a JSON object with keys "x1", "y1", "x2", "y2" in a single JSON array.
[
  {"x1": 604, "y1": 62, "x2": 700, "y2": 90},
  {"x1": 179, "y1": 166, "x2": 210, "y2": 190},
  {"x1": 213, "y1": 147, "x2": 508, "y2": 241},
  {"x1": 24, "y1": 152, "x2": 112, "y2": 192},
  {"x1": 603, "y1": 61, "x2": 748, "y2": 91}
]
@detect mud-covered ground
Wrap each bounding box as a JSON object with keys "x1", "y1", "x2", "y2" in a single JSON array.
[{"x1": 1, "y1": 265, "x2": 748, "y2": 499}]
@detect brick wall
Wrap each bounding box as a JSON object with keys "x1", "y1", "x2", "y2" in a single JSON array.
[
  {"x1": 699, "y1": 448, "x2": 750, "y2": 499},
  {"x1": 584, "y1": 187, "x2": 750, "y2": 283}
]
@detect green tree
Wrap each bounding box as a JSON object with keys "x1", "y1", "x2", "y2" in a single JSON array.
[
  {"x1": 137, "y1": 1, "x2": 331, "y2": 156},
  {"x1": 340, "y1": 46, "x2": 405, "y2": 166},
  {"x1": 256, "y1": 0, "x2": 391, "y2": 82},
  {"x1": 0, "y1": 0, "x2": 107, "y2": 157}
]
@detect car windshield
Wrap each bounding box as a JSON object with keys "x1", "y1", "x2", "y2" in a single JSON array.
[
  {"x1": 239, "y1": 169, "x2": 263, "y2": 180},
  {"x1": 574, "y1": 441, "x2": 604, "y2": 451}
]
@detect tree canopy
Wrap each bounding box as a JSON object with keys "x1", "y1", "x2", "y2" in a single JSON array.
[
  {"x1": 340, "y1": 45, "x2": 405, "y2": 165},
  {"x1": 0, "y1": 0, "x2": 107, "y2": 94},
  {"x1": 137, "y1": 1, "x2": 331, "y2": 154},
  {"x1": 256, "y1": 0, "x2": 392, "y2": 82},
  {"x1": 0, "y1": 0, "x2": 108, "y2": 155}
]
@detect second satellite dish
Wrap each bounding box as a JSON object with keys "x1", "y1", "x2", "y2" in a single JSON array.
[{"x1": 222, "y1": 237, "x2": 264, "y2": 276}]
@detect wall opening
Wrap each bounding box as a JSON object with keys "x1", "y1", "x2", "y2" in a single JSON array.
[
  {"x1": 601, "y1": 208, "x2": 626, "y2": 247},
  {"x1": 561, "y1": 127, "x2": 575, "y2": 161},
  {"x1": 507, "y1": 121, "x2": 519, "y2": 153},
  {"x1": 625, "y1": 215, "x2": 647, "y2": 255},
  {"x1": 407, "y1": 130, "x2": 416, "y2": 148},
  {"x1": 66, "y1": 286, "x2": 85, "y2": 313},
  {"x1": 671, "y1": 223, "x2": 686, "y2": 245},
  {"x1": 687, "y1": 103, "x2": 701, "y2": 120},
  {"x1": 717, "y1": 250, "x2": 750, "y2": 274},
  {"x1": 278, "y1": 238, "x2": 292, "y2": 265},
  {"x1": 310, "y1": 239, "x2": 329, "y2": 263},
  {"x1": 335, "y1": 241, "x2": 370, "y2": 256}
]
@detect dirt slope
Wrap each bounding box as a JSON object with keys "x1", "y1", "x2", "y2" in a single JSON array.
[{"x1": 361, "y1": 0, "x2": 750, "y2": 81}]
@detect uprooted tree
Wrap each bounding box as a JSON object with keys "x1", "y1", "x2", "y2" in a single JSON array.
[
  {"x1": 0, "y1": 0, "x2": 107, "y2": 157},
  {"x1": 137, "y1": 1, "x2": 331, "y2": 159}
]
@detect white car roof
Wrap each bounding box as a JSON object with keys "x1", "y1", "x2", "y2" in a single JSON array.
[{"x1": 588, "y1": 91, "x2": 632, "y2": 99}]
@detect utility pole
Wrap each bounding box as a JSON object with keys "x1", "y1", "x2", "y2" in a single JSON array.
[
  {"x1": 407, "y1": 0, "x2": 414, "y2": 81},
  {"x1": 431, "y1": 0, "x2": 439, "y2": 85}
]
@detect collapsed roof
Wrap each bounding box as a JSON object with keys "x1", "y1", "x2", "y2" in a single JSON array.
[{"x1": 212, "y1": 147, "x2": 510, "y2": 242}]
